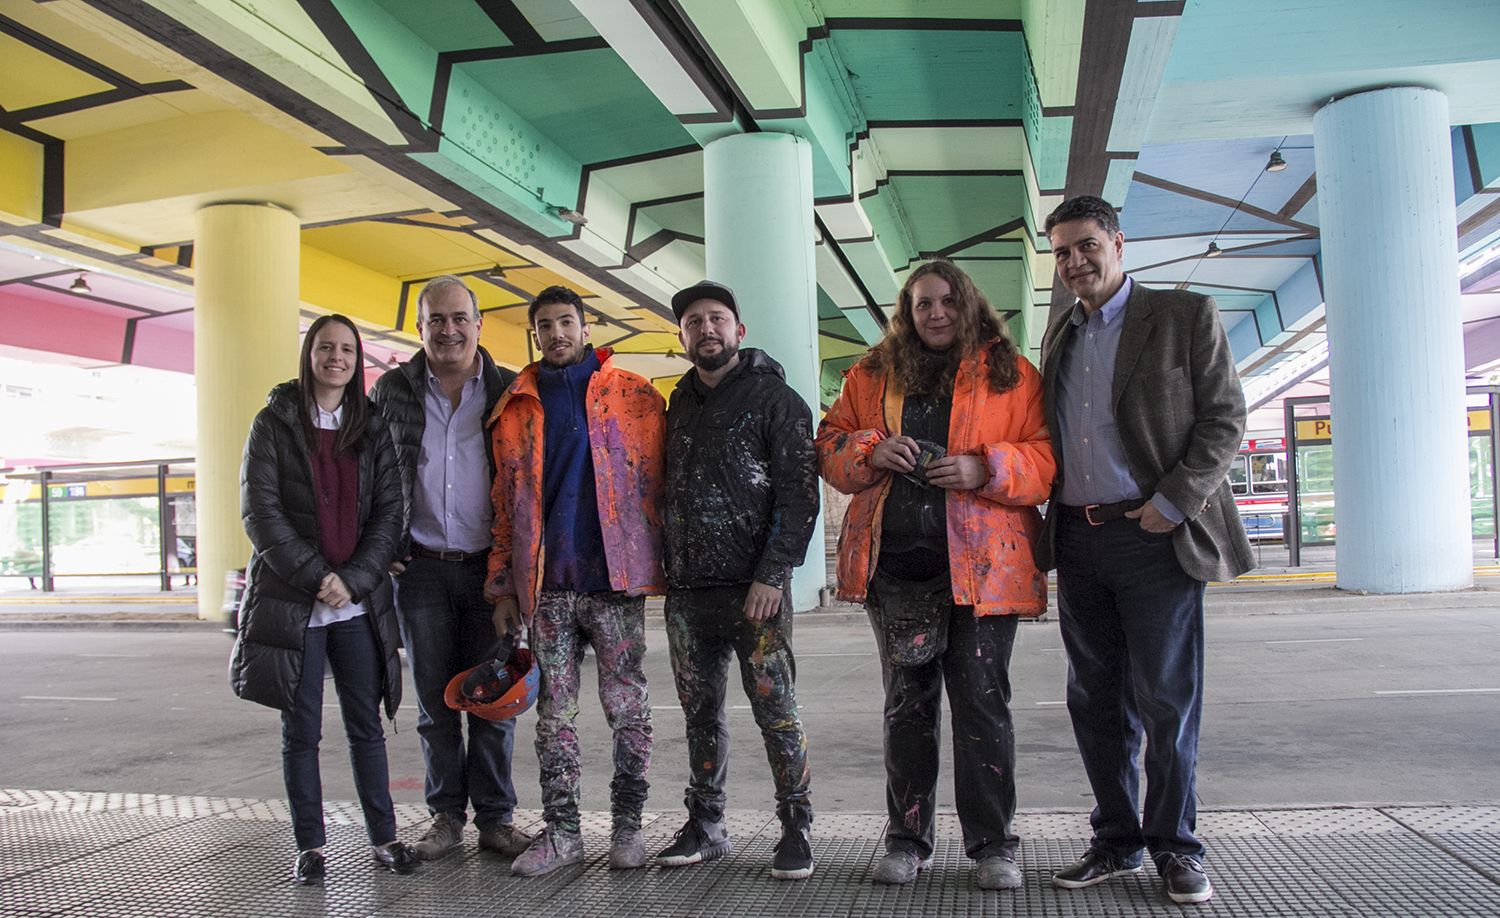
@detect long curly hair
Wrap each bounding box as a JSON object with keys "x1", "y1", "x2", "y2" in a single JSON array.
[{"x1": 864, "y1": 260, "x2": 1020, "y2": 397}]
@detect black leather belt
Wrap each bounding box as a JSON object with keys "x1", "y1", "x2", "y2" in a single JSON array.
[
  {"x1": 1057, "y1": 499, "x2": 1147, "y2": 526},
  {"x1": 410, "y1": 544, "x2": 488, "y2": 562}
]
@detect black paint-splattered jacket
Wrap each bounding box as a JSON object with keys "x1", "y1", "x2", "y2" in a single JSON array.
[{"x1": 664, "y1": 348, "x2": 819, "y2": 591}]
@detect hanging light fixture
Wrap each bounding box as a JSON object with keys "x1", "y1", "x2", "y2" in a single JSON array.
[
  {"x1": 1265, "y1": 150, "x2": 1288, "y2": 173},
  {"x1": 68, "y1": 273, "x2": 91, "y2": 293},
  {"x1": 1205, "y1": 242, "x2": 1223, "y2": 258}
]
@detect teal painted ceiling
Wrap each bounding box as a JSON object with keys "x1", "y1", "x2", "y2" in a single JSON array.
[{"x1": 2, "y1": 0, "x2": 1500, "y2": 398}]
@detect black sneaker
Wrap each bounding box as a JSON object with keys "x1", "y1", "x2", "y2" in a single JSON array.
[
  {"x1": 1159, "y1": 853, "x2": 1213, "y2": 904},
  {"x1": 656, "y1": 817, "x2": 731, "y2": 867},
  {"x1": 372, "y1": 841, "x2": 419, "y2": 875},
  {"x1": 1052, "y1": 848, "x2": 1144, "y2": 889},
  {"x1": 769, "y1": 826, "x2": 814, "y2": 880},
  {"x1": 292, "y1": 849, "x2": 325, "y2": 886}
]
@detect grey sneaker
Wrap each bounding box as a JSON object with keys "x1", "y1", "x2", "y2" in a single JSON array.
[
  {"x1": 511, "y1": 826, "x2": 585, "y2": 877},
  {"x1": 608, "y1": 826, "x2": 647, "y2": 870},
  {"x1": 872, "y1": 850, "x2": 934, "y2": 885},
  {"x1": 478, "y1": 823, "x2": 533, "y2": 858},
  {"x1": 411, "y1": 812, "x2": 464, "y2": 860},
  {"x1": 976, "y1": 854, "x2": 1022, "y2": 890}
]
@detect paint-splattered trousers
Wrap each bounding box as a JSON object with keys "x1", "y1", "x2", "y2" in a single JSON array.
[
  {"x1": 531, "y1": 590, "x2": 652, "y2": 833},
  {"x1": 664, "y1": 583, "x2": 812, "y2": 830},
  {"x1": 867, "y1": 574, "x2": 1020, "y2": 861}
]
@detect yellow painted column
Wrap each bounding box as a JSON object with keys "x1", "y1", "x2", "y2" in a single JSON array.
[{"x1": 194, "y1": 203, "x2": 300, "y2": 620}]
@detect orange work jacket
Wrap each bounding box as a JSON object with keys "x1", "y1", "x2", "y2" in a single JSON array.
[
  {"x1": 816, "y1": 345, "x2": 1055, "y2": 616},
  {"x1": 485, "y1": 347, "x2": 666, "y2": 622}
]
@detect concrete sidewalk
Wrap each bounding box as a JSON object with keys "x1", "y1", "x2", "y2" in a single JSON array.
[{"x1": 3, "y1": 789, "x2": 1497, "y2": 916}]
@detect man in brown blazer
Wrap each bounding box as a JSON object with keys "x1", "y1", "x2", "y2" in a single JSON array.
[{"x1": 1037, "y1": 195, "x2": 1251, "y2": 906}]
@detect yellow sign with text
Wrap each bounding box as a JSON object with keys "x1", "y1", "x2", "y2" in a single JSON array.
[{"x1": 1295, "y1": 410, "x2": 1491, "y2": 444}]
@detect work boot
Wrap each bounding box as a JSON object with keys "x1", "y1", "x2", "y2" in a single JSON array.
[
  {"x1": 511, "y1": 826, "x2": 585, "y2": 877},
  {"x1": 656, "y1": 815, "x2": 731, "y2": 867},
  {"x1": 478, "y1": 822, "x2": 533, "y2": 857},
  {"x1": 411, "y1": 812, "x2": 464, "y2": 860},
  {"x1": 609, "y1": 826, "x2": 647, "y2": 869},
  {"x1": 976, "y1": 854, "x2": 1022, "y2": 890},
  {"x1": 872, "y1": 850, "x2": 933, "y2": 885}
]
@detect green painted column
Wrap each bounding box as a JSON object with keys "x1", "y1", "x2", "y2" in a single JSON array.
[
  {"x1": 194, "y1": 203, "x2": 301, "y2": 620},
  {"x1": 704, "y1": 132, "x2": 826, "y2": 611}
]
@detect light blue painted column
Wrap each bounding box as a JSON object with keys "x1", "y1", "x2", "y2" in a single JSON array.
[
  {"x1": 703, "y1": 132, "x2": 825, "y2": 610},
  {"x1": 1313, "y1": 87, "x2": 1471, "y2": 592}
]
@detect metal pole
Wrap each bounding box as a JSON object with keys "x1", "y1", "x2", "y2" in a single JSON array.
[
  {"x1": 1489, "y1": 390, "x2": 1498, "y2": 559},
  {"x1": 158, "y1": 463, "x2": 171, "y2": 592},
  {"x1": 1284, "y1": 399, "x2": 1300, "y2": 568},
  {"x1": 39, "y1": 469, "x2": 53, "y2": 592}
]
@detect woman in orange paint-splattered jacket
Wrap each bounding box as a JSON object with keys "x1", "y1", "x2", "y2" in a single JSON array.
[{"x1": 815, "y1": 259, "x2": 1055, "y2": 891}]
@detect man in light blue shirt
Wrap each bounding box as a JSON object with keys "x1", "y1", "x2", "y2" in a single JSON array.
[
  {"x1": 1037, "y1": 196, "x2": 1251, "y2": 906},
  {"x1": 370, "y1": 276, "x2": 528, "y2": 862}
]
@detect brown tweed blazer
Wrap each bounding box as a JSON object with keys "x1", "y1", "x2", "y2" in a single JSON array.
[{"x1": 1036, "y1": 281, "x2": 1253, "y2": 582}]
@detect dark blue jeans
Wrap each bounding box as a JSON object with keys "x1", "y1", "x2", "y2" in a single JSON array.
[
  {"x1": 1055, "y1": 513, "x2": 1207, "y2": 862},
  {"x1": 867, "y1": 577, "x2": 1020, "y2": 861},
  {"x1": 281, "y1": 614, "x2": 396, "y2": 850},
  {"x1": 393, "y1": 555, "x2": 517, "y2": 830}
]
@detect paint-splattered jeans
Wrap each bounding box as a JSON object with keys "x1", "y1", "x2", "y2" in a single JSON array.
[
  {"x1": 531, "y1": 590, "x2": 652, "y2": 833},
  {"x1": 867, "y1": 575, "x2": 1020, "y2": 861},
  {"x1": 664, "y1": 584, "x2": 812, "y2": 830}
]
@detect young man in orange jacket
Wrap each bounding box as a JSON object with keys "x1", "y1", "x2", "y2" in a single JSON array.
[{"x1": 485, "y1": 285, "x2": 667, "y2": 877}]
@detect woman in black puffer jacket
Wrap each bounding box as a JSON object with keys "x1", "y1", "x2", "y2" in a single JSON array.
[{"x1": 229, "y1": 314, "x2": 417, "y2": 885}]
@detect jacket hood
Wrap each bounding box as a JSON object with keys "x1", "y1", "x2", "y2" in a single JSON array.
[
  {"x1": 672, "y1": 346, "x2": 784, "y2": 394},
  {"x1": 265, "y1": 380, "x2": 303, "y2": 426}
]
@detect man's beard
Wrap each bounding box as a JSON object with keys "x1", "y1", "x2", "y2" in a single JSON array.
[{"x1": 690, "y1": 338, "x2": 738, "y2": 372}]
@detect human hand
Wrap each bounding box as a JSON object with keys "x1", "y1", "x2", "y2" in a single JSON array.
[
  {"x1": 870, "y1": 435, "x2": 920, "y2": 473},
  {"x1": 1125, "y1": 501, "x2": 1177, "y2": 533},
  {"x1": 925, "y1": 454, "x2": 986, "y2": 490},
  {"x1": 743, "y1": 581, "x2": 783, "y2": 622},
  {"x1": 317, "y1": 572, "x2": 352, "y2": 608},
  {"x1": 492, "y1": 595, "x2": 521, "y2": 636},
  {"x1": 388, "y1": 555, "x2": 410, "y2": 575}
]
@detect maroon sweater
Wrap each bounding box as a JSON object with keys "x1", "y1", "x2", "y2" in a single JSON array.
[{"x1": 311, "y1": 428, "x2": 360, "y2": 567}]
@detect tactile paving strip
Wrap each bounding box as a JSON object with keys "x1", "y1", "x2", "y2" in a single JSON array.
[{"x1": 5, "y1": 791, "x2": 1500, "y2": 917}]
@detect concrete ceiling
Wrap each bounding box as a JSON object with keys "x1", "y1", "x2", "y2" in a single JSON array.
[{"x1": 1, "y1": 0, "x2": 1499, "y2": 412}]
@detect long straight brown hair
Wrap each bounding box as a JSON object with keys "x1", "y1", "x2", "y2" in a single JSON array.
[{"x1": 297, "y1": 314, "x2": 368, "y2": 454}]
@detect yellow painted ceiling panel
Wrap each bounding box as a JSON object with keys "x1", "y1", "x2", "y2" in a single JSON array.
[
  {"x1": 0, "y1": 130, "x2": 43, "y2": 225},
  {"x1": 0, "y1": 32, "x2": 113, "y2": 111},
  {"x1": 67, "y1": 111, "x2": 350, "y2": 213},
  {"x1": 303, "y1": 221, "x2": 530, "y2": 280},
  {"x1": 3, "y1": 0, "x2": 205, "y2": 88},
  {"x1": 27, "y1": 90, "x2": 227, "y2": 141}
]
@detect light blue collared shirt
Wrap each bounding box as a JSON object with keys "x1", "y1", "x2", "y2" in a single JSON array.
[
  {"x1": 407, "y1": 366, "x2": 494, "y2": 553},
  {"x1": 1054, "y1": 276, "x2": 1182, "y2": 523}
]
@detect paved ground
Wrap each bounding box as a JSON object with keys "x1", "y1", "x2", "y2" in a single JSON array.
[{"x1": 3, "y1": 587, "x2": 1500, "y2": 914}]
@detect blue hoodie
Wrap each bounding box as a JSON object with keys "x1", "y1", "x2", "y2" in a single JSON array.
[{"x1": 536, "y1": 347, "x2": 611, "y2": 593}]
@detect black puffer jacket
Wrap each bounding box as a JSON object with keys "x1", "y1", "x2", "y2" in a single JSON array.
[
  {"x1": 664, "y1": 348, "x2": 820, "y2": 590},
  {"x1": 368, "y1": 347, "x2": 515, "y2": 550},
  {"x1": 229, "y1": 382, "x2": 405, "y2": 717}
]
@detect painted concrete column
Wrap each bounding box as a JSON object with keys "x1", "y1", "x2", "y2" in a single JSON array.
[
  {"x1": 1313, "y1": 87, "x2": 1470, "y2": 592},
  {"x1": 194, "y1": 203, "x2": 300, "y2": 620},
  {"x1": 703, "y1": 132, "x2": 825, "y2": 610}
]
